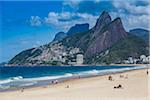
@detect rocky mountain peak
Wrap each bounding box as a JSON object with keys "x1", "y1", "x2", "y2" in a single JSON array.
[
  {"x1": 100, "y1": 11, "x2": 110, "y2": 19},
  {"x1": 113, "y1": 17, "x2": 122, "y2": 24},
  {"x1": 10, "y1": 11, "x2": 143, "y2": 66},
  {"x1": 94, "y1": 11, "x2": 112, "y2": 31},
  {"x1": 85, "y1": 14, "x2": 127, "y2": 57},
  {"x1": 110, "y1": 17, "x2": 127, "y2": 37}
]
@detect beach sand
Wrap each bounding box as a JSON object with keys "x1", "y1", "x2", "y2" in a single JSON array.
[{"x1": 0, "y1": 69, "x2": 149, "y2": 100}]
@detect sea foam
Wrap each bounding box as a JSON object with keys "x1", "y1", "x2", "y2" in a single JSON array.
[{"x1": 0, "y1": 66, "x2": 145, "y2": 90}]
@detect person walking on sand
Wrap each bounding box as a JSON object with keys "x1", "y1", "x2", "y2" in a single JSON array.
[
  {"x1": 108, "y1": 76, "x2": 112, "y2": 81},
  {"x1": 21, "y1": 88, "x2": 24, "y2": 92},
  {"x1": 66, "y1": 85, "x2": 70, "y2": 88},
  {"x1": 147, "y1": 69, "x2": 149, "y2": 75}
]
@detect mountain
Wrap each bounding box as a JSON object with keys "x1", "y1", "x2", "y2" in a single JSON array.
[
  {"x1": 8, "y1": 23, "x2": 90, "y2": 66},
  {"x1": 8, "y1": 11, "x2": 148, "y2": 66},
  {"x1": 53, "y1": 23, "x2": 90, "y2": 42},
  {"x1": 0, "y1": 62, "x2": 7, "y2": 66},
  {"x1": 129, "y1": 28, "x2": 149, "y2": 41},
  {"x1": 86, "y1": 34, "x2": 149, "y2": 64},
  {"x1": 62, "y1": 11, "x2": 128, "y2": 57},
  {"x1": 85, "y1": 18, "x2": 127, "y2": 57},
  {"x1": 67, "y1": 23, "x2": 89, "y2": 35},
  {"x1": 53, "y1": 32, "x2": 67, "y2": 42},
  {"x1": 9, "y1": 48, "x2": 43, "y2": 65}
]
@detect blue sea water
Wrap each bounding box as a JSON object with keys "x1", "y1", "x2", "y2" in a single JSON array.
[{"x1": 0, "y1": 66, "x2": 145, "y2": 91}]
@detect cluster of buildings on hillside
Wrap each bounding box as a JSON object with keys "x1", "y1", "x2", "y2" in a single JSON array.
[
  {"x1": 123, "y1": 55, "x2": 150, "y2": 64},
  {"x1": 3, "y1": 40, "x2": 149, "y2": 66},
  {"x1": 40, "y1": 42, "x2": 84, "y2": 65},
  {"x1": 64, "y1": 47, "x2": 84, "y2": 65}
]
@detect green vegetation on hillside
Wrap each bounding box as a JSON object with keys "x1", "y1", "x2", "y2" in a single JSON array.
[
  {"x1": 86, "y1": 34, "x2": 149, "y2": 64},
  {"x1": 9, "y1": 48, "x2": 42, "y2": 65},
  {"x1": 61, "y1": 29, "x2": 94, "y2": 52}
]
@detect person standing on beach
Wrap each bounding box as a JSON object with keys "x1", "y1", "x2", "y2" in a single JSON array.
[
  {"x1": 108, "y1": 76, "x2": 112, "y2": 81},
  {"x1": 21, "y1": 88, "x2": 24, "y2": 92},
  {"x1": 147, "y1": 69, "x2": 149, "y2": 75}
]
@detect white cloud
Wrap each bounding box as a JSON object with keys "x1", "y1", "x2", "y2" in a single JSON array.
[
  {"x1": 112, "y1": 0, "x2": 150, "y2": 15},
  {"x1": 45, "y1": 12, "x2": 98, "y2": 30},
  {"x1": 30, "y1": 16, "x2": 42, "y2": 26},
  {"x1": 110, "y1": 12, "x2": 150, "y2": 31},
  {"x1": 62, "y1": 0, "x2": 84, "y2": 12},
  {"x1": 94, "y1": 0, "x2": 101, "y2": 3},
  {"x1": 111, "y1": 0, "x2": 150, "y2": 31},
  {"x1": 63, "y1": 0, "x2": 83, "y2": 7},
  {"x1": 29, "y1": 0, "x2": 150, "y2": 31},
  {"x1": 63, "y1": 0, "x2": 102, "y2": 7},
  {"x1": 20, "y1": 40, "x2": 29, "y2": 45}
]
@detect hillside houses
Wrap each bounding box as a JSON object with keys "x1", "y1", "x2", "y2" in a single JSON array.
[{"x1": 123, "y1": 55, "x2": 150, "y2": 64}]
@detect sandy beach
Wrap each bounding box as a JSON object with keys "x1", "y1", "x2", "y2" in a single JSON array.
[{"x1": 0, "y1": 69, "x2": 149, "y2": 100}]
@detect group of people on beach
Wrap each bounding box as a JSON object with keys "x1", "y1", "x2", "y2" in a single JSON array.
[
  {"x1": 20, "y1": 69, "x2": 150, "y2": 93},
  {"x1": 108, "y1": 69, "x2": 150, "y2": 89},
  {"x1": 51, "y1": 80, "x2": 58, "y2": 84},
  {"x1": 108, "y1": 74, "x2": 128, "y2": 89}
]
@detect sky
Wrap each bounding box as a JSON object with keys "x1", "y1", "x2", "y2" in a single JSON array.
[{"x1": 0, "y1": 0, "x2": 150, "y2": 63}]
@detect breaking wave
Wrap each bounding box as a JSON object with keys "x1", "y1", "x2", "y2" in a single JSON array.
[{"x1": 0, "y1": 66, "x2": 145, "y2": 91}]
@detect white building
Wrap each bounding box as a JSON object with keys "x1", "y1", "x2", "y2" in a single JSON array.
[
  {"x1": 128, "y1": 57, "x2": 134, "y2": 64},
  {"x1": 148, "y1": 56, "x2": 150, "y2": 63},
  {"x1": 76, "y1": 54, "x2": 84, "y2": 65},
  {"x1": 68, "y1": 61, "x2": 76, "y2": 65},
  {"x1": 140, "y1": 55, "x2": 146, "y2": 60},
  {"x1": 140, "y1": 55, "x2": 150, "y2": 63},
  {"x1": 133, "y1": 59, "x2": 137, "y2": 64},
  {"x1": 69, "y1": 48, "x2": 80, "y2": 55},
  {"x1": 123, "y1": 60, "x2": 130, "y2": 64}
]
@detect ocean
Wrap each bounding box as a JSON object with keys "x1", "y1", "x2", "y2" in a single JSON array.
[{"x1": 0, "y1": 65, "x2": 145, "y2": 91}]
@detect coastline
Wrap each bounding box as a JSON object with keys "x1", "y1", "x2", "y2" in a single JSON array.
[
  {"x1": 1, "y1": 63, "x2": 149, "y2": 67},
  {"x1": 0, "y1": 64, "x2": 148, "y2": 92},
  {"x1": 0, "y1": 68, "x2": 149, "y2": 100},
  {"x1": 0, "y1": 64, "x2": 147, "y2": 92}
]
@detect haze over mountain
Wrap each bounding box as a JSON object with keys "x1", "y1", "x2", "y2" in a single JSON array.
[
  {"x1": 8, "y1": 11, "x2": 149, "y2": 66},
  {"x1": 129, "y1": 28, "x2": 149, "y2": 41}
]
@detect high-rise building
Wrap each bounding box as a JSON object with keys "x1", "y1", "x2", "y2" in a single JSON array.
[{"x1": 76, "y1": 54, "x2": 84, "y2": 65}]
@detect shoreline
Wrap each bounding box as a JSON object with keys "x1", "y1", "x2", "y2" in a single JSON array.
[
  {"x1": 0, "y1": 68, "x2": 149, "y2": 100},
  {"x1": 1, "y1": 64, "x2": 149, "y2": 67},
  {"x1": 0, "y1": 68, "x2": 148, "y2": 93},
  {"x1": 0, "y1": 65, "x2": 148, "y2": 93}
]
